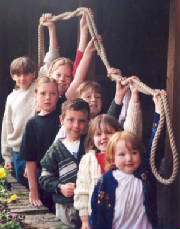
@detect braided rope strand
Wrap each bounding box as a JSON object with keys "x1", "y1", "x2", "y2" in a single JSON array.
[{"x1": 38, "y1": 7, "x2": 179, "y2": 184}]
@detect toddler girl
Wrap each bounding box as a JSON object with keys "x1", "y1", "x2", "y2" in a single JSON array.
[{"x1": 89, "y1": 91, "x2": 167, "y2": 229}]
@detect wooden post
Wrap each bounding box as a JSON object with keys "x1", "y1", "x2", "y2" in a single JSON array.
[{"x1": 157, "y1": 0, "x2": 180, "y2": 228}]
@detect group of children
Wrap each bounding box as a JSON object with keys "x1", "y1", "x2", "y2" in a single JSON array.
[{"x1": 1, "y1": 11, "x2": 167, "y2": 229}]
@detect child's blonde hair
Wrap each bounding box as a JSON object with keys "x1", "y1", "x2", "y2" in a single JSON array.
[
  {"x1": 10, "y1": 56, "x2": 35, "y2": 76},
  {"x1": 34, "y1": 76, "x2": 58, "y2": 94},
  {"x1": 85, "y1": 114, "x2": 123, "y2": 153},
  {"x1": 106, "y1": 131, "x2": 145, "y2": 171},
  {"x1": 75, "y1": 80, "x2": 103, "y2": 98},
  {"x1": 48, "y1": 57, "x2": 73, "y2": 78},
  {"x1": 61, "y1": 98, "x2": 90, "y2": 120}
]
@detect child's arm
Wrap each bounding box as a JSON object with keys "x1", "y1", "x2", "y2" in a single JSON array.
[
  {"x1": 72, "y1": 11, "x2": 90, "y2": 77},
  {"x1": 39, "y1": 13, "x2": 59, "y2": 76},
  {"x1": 40, "y1": 13, "x2": 58, "y2": 50},
  {"x1": 1, "y1": 102, "x2": 13, "y2": 169},
  {"x1": 123, "y1": 76, "x2": 142, "y2": 140},
  {"x1": 107, "y1": 72, "x2": 128, "y2": 119},
  {"x1": 65, "y1": 38, "x2": 96, "y2": 99},
  {"x1": 26, "y1": 161, "x2": 43, "y2": 206}
]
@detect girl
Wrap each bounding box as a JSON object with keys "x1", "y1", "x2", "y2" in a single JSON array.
[
  {"x1": 89, "y1": 91, "x2": 167, "y2": 229},
  {"x1": 74, "y1": 81, "x2": 142, "y2": 229},
  {"x1": 39, "y1": 12, "x2": 95, "y2": 99},
  {"x1": 19, "y1": 76, "x2": 60, "y2": 207},
  {"x1": 1, "y1": 56, "x2": 36, "y2": 185}
]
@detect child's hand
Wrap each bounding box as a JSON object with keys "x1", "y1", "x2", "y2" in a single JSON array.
[
  {"x1": 4, "y1": 162, "x2": 13, "y2": 170},
  {"x1": 29, "y1": 190, "x2": 43, "y2": 206},
  {"x1": 23, "y1": 167, "x2": 28, "y2": 178},
  {"x1": 114, "y1": 77, "x2": 129, "y2": 105},
  {"x1": 129, "y1": 76, "x2": 140, "y2": 103},
  {"x1": 60, "y1": 182, "x2": 75, "y2": 198},
  {"x1": 107, "y1": 67, "x2": 122, "y2": 79},
  {"x1": 80, "y1": 12, "x2": 88, "y2": 33},
  {"x1": 153, "y1": 90, "x2": 167, "y2": 114},
  {"x1": 85, "y1": 37, "x2": 96, "y2": 54},
  {"x1": 40, "y1": 13, "x2": 54, "y2": 28}
]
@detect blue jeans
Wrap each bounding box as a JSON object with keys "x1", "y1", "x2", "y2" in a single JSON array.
[{"x1": 13, "y1": 151, "x2": 28, "y2": 187}]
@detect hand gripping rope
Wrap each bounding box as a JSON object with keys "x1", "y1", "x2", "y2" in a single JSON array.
[{"x1": 38, "y1": 7, "x2": 179, "y2": 185}]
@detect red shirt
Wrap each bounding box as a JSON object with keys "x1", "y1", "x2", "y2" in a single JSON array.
[
  {"x1": 73, "y1": 49, "x2": 83, "y2": 78},
  {"x1": 96, "y1": 152, "x2": 106, "y2": 174}
]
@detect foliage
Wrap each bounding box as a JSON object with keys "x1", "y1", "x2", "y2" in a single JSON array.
[
  {"x1": 0, "y1": 168, "x2": 16, "y2": 203},
  {"x1": 1, "y1": 220, "x2": 22, "y2": 229}
]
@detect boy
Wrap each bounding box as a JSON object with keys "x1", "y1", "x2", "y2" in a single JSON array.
[
  {"x1": 1, "y1": 56, "x2": 35, "y2": 185},
  {"x1": 39, "y1": 98, "x2": 90, "y2": 229}
]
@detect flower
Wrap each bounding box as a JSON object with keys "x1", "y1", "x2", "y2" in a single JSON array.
[
  {"x1": 7, "y1": 194, "x2": 17, "y2": 203},
  {"x1": 0, "y1": 168, "x2": 6, "y2": 178},
  {"x1": 10, "y1": 194, "x2": 17, "y2": 201},
  {"x1": 9, "y1": 212, "x2": 18, "y2": 218}
]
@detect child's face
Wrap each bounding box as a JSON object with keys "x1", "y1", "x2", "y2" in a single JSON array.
[
  {"x1": 52, "y1": 64, "x2": 72, "y2": 95},
  {"x1": 60, "y1": 109, "x2": 89, "y2": 141},
  {"x1": 35, "y1": 82, "x2": 59, "y2": 115},
  {"x1": 94, "y1": 123, "x2": 115, "y2": 154},
  {"x1": 80, "y1": 88, "x2": 102, "y2": 119},
  {"x1": 12, "y1": 72, "x2": 35, "y2": 89},
  {"x1": 114, "y1": 140, "x2": 141, "y2": 174}
]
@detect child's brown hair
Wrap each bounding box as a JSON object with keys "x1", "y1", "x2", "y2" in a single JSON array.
[
  {"x1": 106, "y1": 131, "x2": 145, "y2": 171},
  {"x1": 85, "y1": 114, "x2": 123, "y2": 153},
  {"x1": 34, "y1": 76, "x2": 58, "y2": 94},
  {"x1": 75, "y1": 80, "x2": 103, "y2": 98},
  {"x1": 61, "y1": 98, "x2": 90, "y2": 120},
  {"x1": 10, "y1": 56, "x2": 35, "y2": 76}
]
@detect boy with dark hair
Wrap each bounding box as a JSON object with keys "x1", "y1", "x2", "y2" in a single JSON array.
[{"x1": 39, "y1": 98, "x2": 90, "y2": 229}]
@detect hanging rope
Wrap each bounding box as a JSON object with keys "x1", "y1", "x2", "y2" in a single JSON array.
[{"x1": 38, "y1": 7, "x2": 179, "y2": 184}]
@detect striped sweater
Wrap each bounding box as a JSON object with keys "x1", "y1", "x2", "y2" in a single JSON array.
[{"x1": 39, "y1": 136, "x2": 85, "y2": 204}]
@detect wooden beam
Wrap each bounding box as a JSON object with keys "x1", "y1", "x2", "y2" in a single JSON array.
[{"x1": 157, "y1": 0, "x2": 180, "y2": 228}]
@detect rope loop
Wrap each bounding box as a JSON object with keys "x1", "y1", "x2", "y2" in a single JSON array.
[{"x1": 38, "y1": 8, "x2": 179, "y2": 184}]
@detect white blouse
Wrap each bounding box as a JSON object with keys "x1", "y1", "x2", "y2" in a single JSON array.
[{"x1": 112, "y1": 170, "x2": 152, "y2": 229}]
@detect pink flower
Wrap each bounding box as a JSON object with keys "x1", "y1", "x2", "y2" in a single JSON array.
[{"x1": 9, "y1": 212, "x2": 18, "y2": 218}]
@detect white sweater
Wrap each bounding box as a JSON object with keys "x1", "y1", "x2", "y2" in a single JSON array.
[
  {"x1": 38, "y1": 47, "x2": 59, "y2": 77},
  {"x1": 1, "y1": 83, "x2": 35, "y2": 163},
  {"x1": 74, "y1": 100, "x2": 142, "y2": 216}
]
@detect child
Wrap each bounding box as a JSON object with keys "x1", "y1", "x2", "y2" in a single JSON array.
[
  {"x1": 89, "y1": 91, "x2": 167, "y2": 229},
  {"x1": 39, "y1": 12, "x2": 94, "y2": 98},
  {"x1": 56, "y1": 75, "x2": 142, "y2": 141},
  {"x1": 1, "y1": 56, "x2": 36, "y2": 184},
  {"x1": 19, "y1": 76, "x2": 60, "y2": 207},
  {"x1": 39, "y1": 98, "x2": 90, "y2": 229},
  {"x1": 74, "y1": 80, "x2": 142, "y2": 229}
]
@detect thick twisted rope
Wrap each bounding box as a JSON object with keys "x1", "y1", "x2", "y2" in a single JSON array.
[{"x1": 38, "y1": 7, "x2": 179, "y2": 184}]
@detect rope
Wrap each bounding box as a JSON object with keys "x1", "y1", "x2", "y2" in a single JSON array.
[{"x1": 38, "y1": 7, "x2": 179, "y2": 184}]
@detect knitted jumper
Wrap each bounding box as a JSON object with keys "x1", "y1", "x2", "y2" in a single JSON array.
[
  {"x1": 1, "y1": 83, "x2": 35, "y2": 163},
  {"x1": 74, "y1": 99, "x2": 142, "y2": 216},
  {"x1": 39, "y1": 135, "x2": 86, "y2": 204}
]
